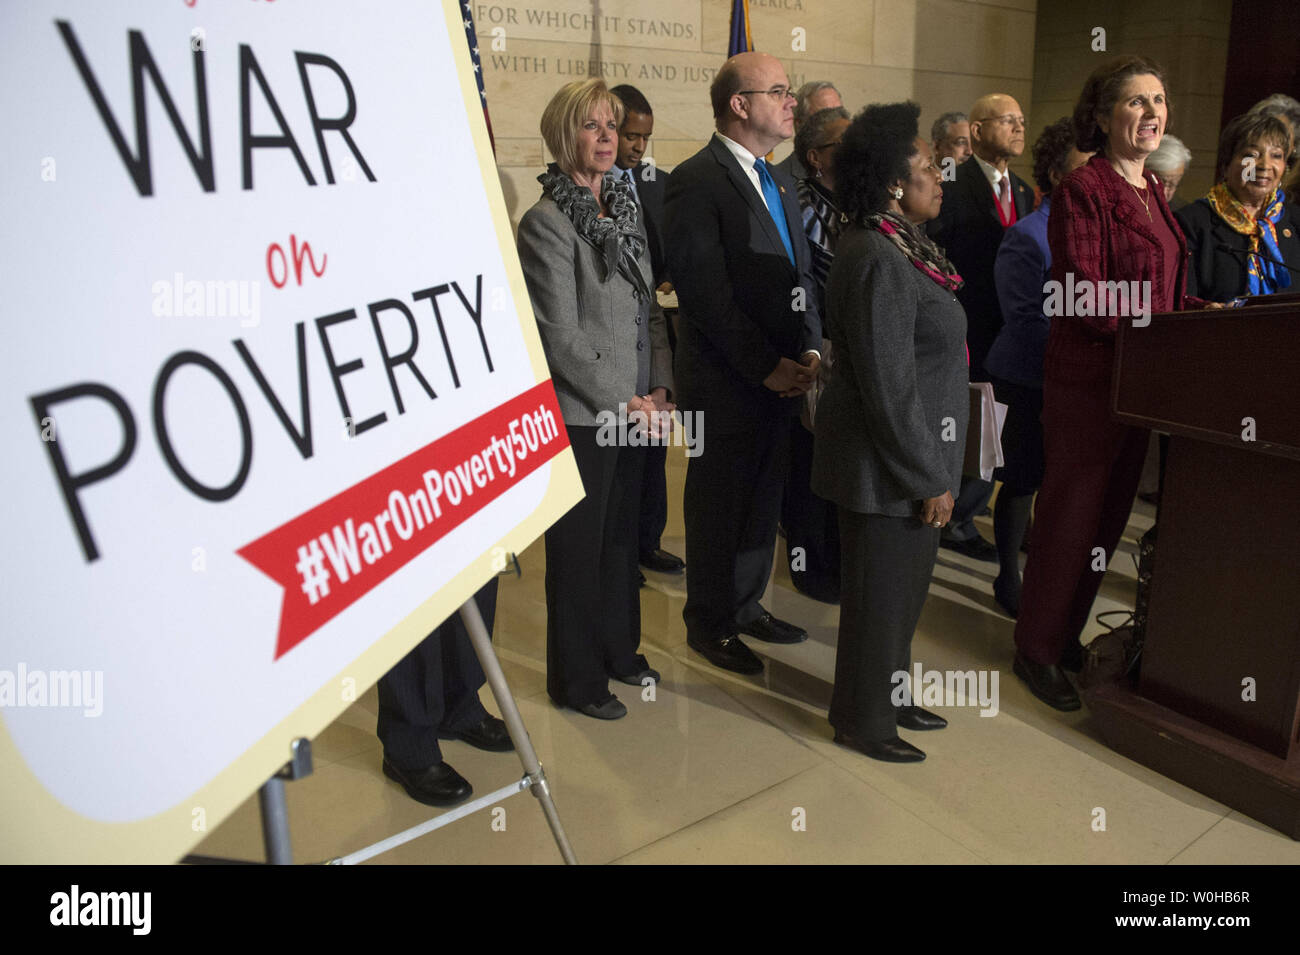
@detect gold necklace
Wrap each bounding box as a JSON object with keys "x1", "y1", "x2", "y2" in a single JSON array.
[{"x1": 1128, "y1": 180, "x2": 1151, "y2": 221}]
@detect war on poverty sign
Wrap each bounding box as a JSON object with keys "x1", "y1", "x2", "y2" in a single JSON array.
[{"x1": 0, "y1": 0, "x2": 582, "y2": 863}]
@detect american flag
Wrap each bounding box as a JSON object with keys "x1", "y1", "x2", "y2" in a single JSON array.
[
  {"x1": 728, "y1": 0, "x2": 753, "y2": 56},
  {"x1": 461, "y1": 1, "x2": 495, "y2": 155}
]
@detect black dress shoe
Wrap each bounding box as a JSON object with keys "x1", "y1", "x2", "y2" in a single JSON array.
[
  {"x1": 940, "y1": 533, "x2": 999, "y2": 562},
  {"x1": 613, "y1": 667, "x2": 661, "y2": 687},
  {"x1": 438, "y1": 714, "x2": 514, "y2": 752},
  {"x1": 736, "y1": 611, "x2": 807, "y2": 644},
  {"x1": 1013, "y1": 652, "x2": 1081, "y2": 711},
  {"x1": 639, "y1": 549, "x2": 685, "y2": 574},
  {"x1": 577, "y1": 695, "x2": 627, "y2": 720},
  {"x1": 833, "y1": 732, "x2": 926, "y2": 763},
  {"x1": 896, "y1": 705, "x2": 948, "y2": 730},
  {"x1": 382, "y1": 757, "x2": 472, "y2": 807},
  {"x1": 688, "y1": 634, "x2": 764, "y2": 674}
]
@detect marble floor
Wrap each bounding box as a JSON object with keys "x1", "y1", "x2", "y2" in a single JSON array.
[{"x1": 194, "y1": 449, "x2": 1300, "y2": 865}]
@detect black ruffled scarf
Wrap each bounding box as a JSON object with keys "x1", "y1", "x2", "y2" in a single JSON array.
[{"x1": 538, "y1": 164, "x2": 650, "y2": 301}]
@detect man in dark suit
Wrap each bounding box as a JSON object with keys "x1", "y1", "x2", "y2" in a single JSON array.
[
  {"x1": 664, "y1": 51, "x2": 822, "y2": 676},
  {"x1": 377, "y1": 579, "x2": 514, "y2": 807},
  {"x1": 926, "y1": 93, "x2": 1033, "y2": 561},
  {"x1": 610, "y1": 84, "x2": 684, "y2": 579},
  {"x1": 773, "y1": 80, "x2": 842, "y2": 181}
]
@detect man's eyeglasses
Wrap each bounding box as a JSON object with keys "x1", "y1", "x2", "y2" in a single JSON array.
[
  {"x1": 814, "y1": 140, "x2": 842, "y2": 151},
  {"x1": 977, "y1": 114, "x2": 1026, "y2": 129},
  {"x1": 738, "y1": 86, "x2": 796, "y2": 101}
]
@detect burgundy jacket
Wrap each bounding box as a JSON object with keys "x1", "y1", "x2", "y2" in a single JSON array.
[{"x1": 1044, "y1": 154, "x2": 1203, "y2": 380}]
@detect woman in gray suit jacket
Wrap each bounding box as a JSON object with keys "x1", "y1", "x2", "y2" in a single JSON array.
[
  {"x1": 812, "y1": 103, "x2": 969, "y2": 762},
  {"x1": 516, "y1": 79, "x2": 673, "y2": 720}
]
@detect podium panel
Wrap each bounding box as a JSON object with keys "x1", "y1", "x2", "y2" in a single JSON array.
[
  {"x1": 1085, "y1": 304, "x2": 1300, "y2": 838},
  {"x1": 1142, "y1": 438, "x2": 1300, "y2": 758}
]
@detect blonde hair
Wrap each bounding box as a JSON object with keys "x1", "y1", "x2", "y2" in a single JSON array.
[{"x1": 540, "y1": 79, "x2": 624, "y2": 175}]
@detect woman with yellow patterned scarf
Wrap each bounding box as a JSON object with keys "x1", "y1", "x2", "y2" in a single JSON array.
[{"x1": 1176, "y1": 111, "x2": 1300, "y2": 301}]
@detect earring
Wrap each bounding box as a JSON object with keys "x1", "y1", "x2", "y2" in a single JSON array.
[
  {"x1": 892, "y1": 187, "x2": 904, "y2": 199},
  {"x1": 815, "y1": 169, "x2": 823, "y2": 179}
]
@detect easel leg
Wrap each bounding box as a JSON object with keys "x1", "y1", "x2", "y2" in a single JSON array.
[
  {"x1": 458, "y1": 597, "x2": 578, "y2": 864},
  {"x1": 258, "y1": 737, "x2": 310, "y2": 865},
  {"x1": 258, "y1": 776, "x2": 293, "y2": 864}
]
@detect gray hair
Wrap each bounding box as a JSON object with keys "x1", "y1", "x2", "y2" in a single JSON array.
[
  {"x1": 1249, "y1": 93, "x2": 1300, "y2": 129},
  {"x1": 931, "y1": 110, "x2": 968, "y2": 144},
  {"x1": 1146, "y1": 133, "x2": 1192, "y2": 175},
  {"x1": 793, "y1": 81, "x2": 840, "y2": 126},
  {"x1": 793, "y1": 106, "x2": 851, "y2": 177},
  {"x1": 1249, "y1": 94, "x2": 1300, "y2": 163}
]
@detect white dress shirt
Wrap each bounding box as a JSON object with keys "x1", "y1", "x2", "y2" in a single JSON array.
[
  {"x1": 617, "y1": 164, "x2": 641, "y2": 204},
  {"x1": 716, "y1": 133, "x2": 767, "y2": 203},
  {"x1": 973, "y1": 152, "x2": 1011, "y2": 194}
]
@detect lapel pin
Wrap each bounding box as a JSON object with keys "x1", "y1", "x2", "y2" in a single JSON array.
[{"x1": 1285, "y1": 228, "x2": 1293, "y2": 237}]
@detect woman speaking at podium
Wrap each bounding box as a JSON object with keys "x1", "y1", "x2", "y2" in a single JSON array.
[
  {"x1": 1176, "y1": 110, "x2": 1299, "y2": 301},
  {"x1": 516, "y1": 79, "x2": 673, "y2": 721},
  {"x1": 1012, "y1": 56, "x2": 1214, "y2": 712}
]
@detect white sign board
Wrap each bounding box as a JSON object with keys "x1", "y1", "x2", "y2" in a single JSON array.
[{"x1": 0, "y1": 0, "x2": 581, "y2": 862}]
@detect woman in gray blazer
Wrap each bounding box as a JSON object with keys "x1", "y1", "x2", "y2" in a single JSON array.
[
  {"x1": 811, "y1": 103, "x2": 969, "y2": 762},
  {"x1": 516, "y1": 79, "x2": 673, "y2": 720}
]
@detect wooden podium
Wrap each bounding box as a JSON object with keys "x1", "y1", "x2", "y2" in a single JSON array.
[{"x1": 1084, "y1": 297, "x2": 1300, "y2": 839}]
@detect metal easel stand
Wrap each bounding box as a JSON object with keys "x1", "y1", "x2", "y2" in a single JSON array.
[
  {"x1": 325, "y1": 594, "x2": 578, "y2": 865},
  {"x1": 181, "y1": 736, "x2": 312, "y2": 865}
]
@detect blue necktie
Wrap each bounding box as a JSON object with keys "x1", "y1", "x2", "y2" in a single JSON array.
[{"x1": 754, "y1": 158, "x2": 795, "y2": 265}]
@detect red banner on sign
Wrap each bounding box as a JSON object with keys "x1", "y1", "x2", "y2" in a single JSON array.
[{"x1": 238, "y1": 381, "x2": 569, "y2": 659}]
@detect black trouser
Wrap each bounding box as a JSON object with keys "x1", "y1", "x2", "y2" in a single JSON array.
[
  {"x1": 638, "y1": 308, "x2": 677, "y2": 557},
  {"x1": 377, "y1": 578, "x2": 497, "y2": 771},
  {"x1": 545, "y1": 425, "x2": 647, "y2": 707},
  {"x1": 990, "y1": 377, "x2": 1044, "y2": 584},
  {"x1": 829, "y1": 510, "x2": 940, "y2": 741},
  {"x1": 638, "y1": 442, "x2": 668, "y2": 556},
  {"x1": 781, "y1": 417, "x2": 840, "y2": 592},
  {"x1": 683, "y1": 421, "x2": 790, "y2": 641}
]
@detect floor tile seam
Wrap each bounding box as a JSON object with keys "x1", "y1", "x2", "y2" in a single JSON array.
[
  {"x1": 1161, "y1": 812, "x2": 1238, "y2": 864},
  {"x1": 603, "y1": 762, "x2": 832, "y2": 864}
]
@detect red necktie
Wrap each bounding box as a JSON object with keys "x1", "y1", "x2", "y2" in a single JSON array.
[{"x1": 999, "y1": 176, "x2": 1011, "y2": 219}]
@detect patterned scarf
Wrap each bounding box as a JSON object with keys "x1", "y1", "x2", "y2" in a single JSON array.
[
  {"x1": 1205, "y1": 181, "x2": 1292, "y2": 295},
  {"x1": 866, "y1": 209, "x2": 964, "y2": 291},
  {"x1": 797, "y1": 177, "x2": 839, "y2": 295},
  {"x1": 538, "y1": 163, "x2": 650, "y2": 301}
]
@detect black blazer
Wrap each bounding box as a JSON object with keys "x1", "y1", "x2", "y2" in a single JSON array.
[
  {"x1": 1175, "y1": 196, "x2": 1300, "y2": 301},
  {"x1": 664, "y1": 134, "x2": 822, "y2": 430},
  {"x1": 811, "y1": 227, "x2": 969, "y2": 516},
  {"x1": 631, "y1": 161, "x2": 671, "y2": 286},
  {"x1": 926, "y1": 154, "x2": 1033, "y2": 380}
]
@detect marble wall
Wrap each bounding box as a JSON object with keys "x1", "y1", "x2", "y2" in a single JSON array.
[
  {"x1": 1028, "y1": 0, "x2": 1232, "y2": 202},
  {"x1": 475, "y1": 0, "x2": 1040, "y2": 224},
  {"x1": 478, "y1": 0, "x2": 1235, "y2": 222}
]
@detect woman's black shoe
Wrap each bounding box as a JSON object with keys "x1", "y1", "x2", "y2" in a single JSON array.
[
  {"x1": 613, "y1": 668, "x2": 661, "y2": 687},
  {"x1": 896, "y1": 705, "x2": 948, "y2": 730},
  {"x1": 1013, "y1": 652, "x2": 1081, "y2": 711},
  {"x1": 833, "y1": 732, "x2": 926, "y2": 762},
  {"x1": 577, "y1": 695, "x2": 627, "y2": 720},
  {"x1": 1059, "y1": 640, "x2": 1085, "y2": 674},
  {"x1": 993, "y1": 573, "x2": 1021, "y2": 618}
]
